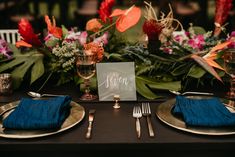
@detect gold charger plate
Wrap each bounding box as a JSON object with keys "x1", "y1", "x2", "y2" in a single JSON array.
[
  {"x1": 156, "y1": 96, "x2": 235, "y2": 135},
  {"x1": 0, "y1": 100, "x2": 85, "y2": 139}
]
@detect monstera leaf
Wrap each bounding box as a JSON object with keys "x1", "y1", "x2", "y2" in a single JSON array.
[{"x1": 0, "y1": 45, "x2": 45, "y2": 89}]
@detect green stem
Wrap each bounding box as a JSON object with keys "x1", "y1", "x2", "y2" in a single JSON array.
[
  {"x1": 37, "y1": 71, "x2": 53, "y2": 92},
  {"x1": 90, "y1": 22, "x2": 116, "y2": 38}
]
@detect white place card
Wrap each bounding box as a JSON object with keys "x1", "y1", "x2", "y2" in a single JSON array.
[{"x1": 96, "y1": 62, "x2": 137, "y2": 101}]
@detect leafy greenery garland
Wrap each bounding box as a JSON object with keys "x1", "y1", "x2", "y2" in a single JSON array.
[{"x1": 107, "y1": 28, "x2": 227, "y2": 99}]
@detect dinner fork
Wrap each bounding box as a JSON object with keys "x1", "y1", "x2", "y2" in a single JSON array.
[
  {"x1": 133, "y1": 106, "x2": 142, "y2": 139},
  {"x1": 142, "y1": 103, "x2": 155, "y2": 137}
]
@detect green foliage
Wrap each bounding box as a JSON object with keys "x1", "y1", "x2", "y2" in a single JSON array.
[
  {"x1": 0, "y1": 44, "x2": 44, "y2": 89},
  {"x1": 107, "y1": 39, "x2": 226, "y2": 99}
]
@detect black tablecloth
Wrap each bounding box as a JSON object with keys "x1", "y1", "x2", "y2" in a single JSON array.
[{"x1": 0, "y1": 83, "x2": 234, "y2": 157}]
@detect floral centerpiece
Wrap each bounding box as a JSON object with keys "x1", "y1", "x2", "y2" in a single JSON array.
[
  {"x1": 0, "y1": 0, "x2": 141, "y2": 92},
  {"x1": 0, "y1": 0, "x2": 234, "y2": 100},
  {"x1": 108, "y1": 1, "x2": 234, "y2": 99}
]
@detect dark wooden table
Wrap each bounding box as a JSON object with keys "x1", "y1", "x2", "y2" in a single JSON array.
[{"x1": 0, "y1": 83, "x2": 235, "y2": 157}]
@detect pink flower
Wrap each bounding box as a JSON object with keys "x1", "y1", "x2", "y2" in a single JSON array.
[
  {"x1": 65, "y1": 30, "x2": 83, "y2": 42},
  {"x1": 228, "y1": 31, "x2": 235, "y2": 48},
  {"x1": 44, "y1": 33, "x2": 55, "y2": 42},
  {"x1": 93, "y1": 32, "x2": 109, "y2": 45},
  {"x1": 187, "y1": 34, "x2": 205, "y2": 50},
  {"x1": 162, "y1": 47, "x2": 173, "y2": 54},
  {"x1": 173, "y1": 31, "x2": 188, "y2": 45},
  {"x1": 77, "y1": 31, "x2": 88, "y2": 45},
  {"x1": 0, "y1": 39, "x2": 12, "y2": 59}
]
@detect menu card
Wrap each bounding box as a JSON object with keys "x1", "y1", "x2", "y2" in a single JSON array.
[{"x1": 96, "y1": 62, "x2": 137, "y2": 101}]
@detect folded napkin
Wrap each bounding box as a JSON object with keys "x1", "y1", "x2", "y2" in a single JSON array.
[
  {"x1": 3, "y1": 96, "x2": 71, "y2": 130},
  {"x1": 173, "y1": 96, "x2": 235, "y2": 127}
]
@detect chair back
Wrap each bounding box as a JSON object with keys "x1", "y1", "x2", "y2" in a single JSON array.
[{"x1": 0, "y1": 29, "x2": 20, "y2": 44}]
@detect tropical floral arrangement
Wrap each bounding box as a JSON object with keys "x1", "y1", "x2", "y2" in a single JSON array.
[
  {"x1": 0, "y1": 0, "x2": 234, "y2": 100},
  {"x1": 0, "y1": 0, "x2": 141, "y2": 91},
  {"x1": 108, "y1": 1, "x2": 234, "y2": 99}
]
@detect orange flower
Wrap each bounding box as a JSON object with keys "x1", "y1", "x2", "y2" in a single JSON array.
[
  {"x1": 203, "y1": 40, "x2": 232, "y2": 71},
  {"x1": 110, "y1": 5, "x2": 141, "y2": 32},
  {"x1": 44, "y1": 15, "x2": 62, "y2": 39},
  {"x1": 86, "y1": 18, "x2": 103, "y2": 32},
  {"x1": 83, "y1": 42, "x2": 104, "y2": 62}
]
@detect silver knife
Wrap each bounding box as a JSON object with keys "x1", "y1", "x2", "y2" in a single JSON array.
[{"x1": 85, "y1": 109, "x2": 96, "y2": 139}]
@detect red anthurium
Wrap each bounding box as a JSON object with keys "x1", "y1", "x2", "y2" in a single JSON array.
[
  {"x1": 110, "y1": 5, "x2": 141, "y2": 32},
  {"x1": 16, "y1": 18, "x2": 42, "y2": 47},
  {"x1": 45, "y1": 15, "x2": 62, "y2": 39}
]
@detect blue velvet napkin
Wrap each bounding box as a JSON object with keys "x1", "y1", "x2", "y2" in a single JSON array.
[
  {"x1": 173, "y1": 96, "x2": 235, "y2": 127},
  {"x1": 3, "y1": 96, "x2": 71, "y2": 130}
]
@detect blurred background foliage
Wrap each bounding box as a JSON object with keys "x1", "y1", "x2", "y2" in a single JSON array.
[{"x1": 0, "y1": 0, "x2": 230, "y2": 43}]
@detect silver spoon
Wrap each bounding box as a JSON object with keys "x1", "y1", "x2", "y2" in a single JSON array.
[
  {"x1": 27, "y1": 91, "x2": 64, "y2": 98},
  {"x1": 169, "y1": 90, "x2": 214, "y2": 96}
]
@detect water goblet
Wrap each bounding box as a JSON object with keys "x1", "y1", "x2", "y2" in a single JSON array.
[
  {"x1": 223, "y1": 48, "x2": 235, "y2": 100},
  {"x1": 76, "y1": 51, "x2": 97, "y2": 100}
]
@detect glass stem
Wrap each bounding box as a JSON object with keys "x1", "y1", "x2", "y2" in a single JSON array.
[{"x1": 84, "y1": 79, "x2": 90, "y2": 95}]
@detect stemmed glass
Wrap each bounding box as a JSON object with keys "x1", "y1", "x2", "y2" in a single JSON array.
[
  {"x1": 76, "y1": 51, "x2": 98, "y2": 100},
  {"x1": 223, "y1": 48, "x2": 235, "y2": 100}
]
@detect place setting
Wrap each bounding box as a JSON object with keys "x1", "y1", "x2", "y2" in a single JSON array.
[
  {"x1": 0, "y1": 94, "x2": 85, "y2": 139},
  {"x1": 1, "y1": 0, "x2": 235, "y2": 141}
]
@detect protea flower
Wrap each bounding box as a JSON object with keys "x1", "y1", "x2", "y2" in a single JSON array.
[{"x1": 143, "y1": 19, "x2": 163, "y2": 41}]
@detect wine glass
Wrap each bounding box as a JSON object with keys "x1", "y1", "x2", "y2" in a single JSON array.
[
  {"x1": 223, "y1": 48, "x2": 235, "y2": 100},
  {"x1": 76, "y1": 51, "x2": 97, "y2": 100}
]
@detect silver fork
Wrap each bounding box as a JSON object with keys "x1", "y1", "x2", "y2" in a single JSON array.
[
  {"x1": 142, "y1": 103, "x2": 155, "y2": 137},
  {"x1": 133, "y1": 106, "x2": 142, "y2": 139}
]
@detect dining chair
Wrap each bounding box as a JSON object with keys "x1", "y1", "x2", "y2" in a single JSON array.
[{"x1": 0, "y1": 29, "x2": 20, "y2": 44}]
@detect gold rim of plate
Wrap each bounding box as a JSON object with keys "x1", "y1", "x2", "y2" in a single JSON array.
[
  {"x1": 0, "y1": 100, "x2": 85, "y2": 139},
  {"x1": 156, "y1": 96, "x2": 235, "y2": 136}
]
